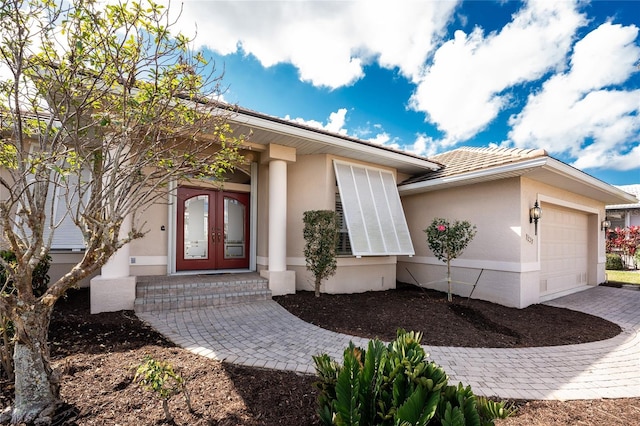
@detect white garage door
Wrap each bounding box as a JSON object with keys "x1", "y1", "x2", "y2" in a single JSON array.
[{"x1": 540, "y1": 205, "x2": 588, "y2": 297}]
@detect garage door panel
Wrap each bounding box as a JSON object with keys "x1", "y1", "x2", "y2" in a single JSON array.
[{"x1": 540, "y1": 205, "x2": 588, "y2": 297}]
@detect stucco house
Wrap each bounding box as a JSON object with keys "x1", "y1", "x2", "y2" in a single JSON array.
[{"x1": 39, "y1": 106, "x2": 635, "y2": 311}]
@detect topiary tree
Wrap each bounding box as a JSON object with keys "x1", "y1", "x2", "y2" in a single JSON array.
[
  {"x1": 424, "y1": 218, "x2": 477, "y2": 302},
  {"x1": 303, "y1": 210, "x2": 339, "y2": 297}
]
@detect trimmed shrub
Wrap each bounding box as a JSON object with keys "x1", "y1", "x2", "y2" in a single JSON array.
[
  {"x1": 606, "y1": 253, "x2": 624, "y2": 271},
  {"x1": 303, "y1": 210, "x2": 338, "y2": 297}
]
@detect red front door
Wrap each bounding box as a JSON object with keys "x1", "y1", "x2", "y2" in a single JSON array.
[{"x1": 176, "y1": 187, "x2": 249, "y2": 271}]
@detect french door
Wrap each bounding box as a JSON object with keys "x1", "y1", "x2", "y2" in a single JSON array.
[{"x1": 176, "y1": 187, "x2": 249, "y2": 271}]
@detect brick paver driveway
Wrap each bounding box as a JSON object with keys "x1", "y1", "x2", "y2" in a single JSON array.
[{"x1": 138, "y1": 285, "x2": 640, "y2": 400}]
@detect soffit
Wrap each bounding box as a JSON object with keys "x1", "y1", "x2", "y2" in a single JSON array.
[
  {"x1": 227, "y1": 110, "x2": 440, "y2": 176},
  {"x1": 607, "y1": 184, "x2": 640, "y2": 209}
]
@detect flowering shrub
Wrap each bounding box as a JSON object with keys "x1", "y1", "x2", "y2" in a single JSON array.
[
  {"x1": 606, "y1": 226, "x2": 640, "y2": 269},
  {"x1": 424, "y1": 218, "x2": 477, "y2": 302}
]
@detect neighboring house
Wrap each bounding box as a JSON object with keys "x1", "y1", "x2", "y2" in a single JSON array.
[
  {"x1": 605, "y1": 184, "x2": 640, "y2": 269},
  {"x1": 606, "y1": 184, "x2": 640, "y2": 229},
  {"x1": 31, "y1": 107, "x2": 635, "y2": 311}
]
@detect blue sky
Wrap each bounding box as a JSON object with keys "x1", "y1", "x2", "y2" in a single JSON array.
[{"x1": 166, "y1": 0, "x2": 640, "y2": 185}]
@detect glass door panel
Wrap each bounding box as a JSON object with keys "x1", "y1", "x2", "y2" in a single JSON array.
[
  {"x1": 184, "y1": 195, "x2": 209, "y2": 259},
  {"x1": 224, "y1": 197, "x2": 246, "y2": 259}
]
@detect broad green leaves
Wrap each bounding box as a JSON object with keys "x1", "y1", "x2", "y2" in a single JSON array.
[{"x1": 313, "y1": 330, "x2": 513, "y2": 426}]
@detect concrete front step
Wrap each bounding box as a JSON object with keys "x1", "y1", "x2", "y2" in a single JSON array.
[{"x1": 134, "y1": 273, "x2": 271, "y2": 313}]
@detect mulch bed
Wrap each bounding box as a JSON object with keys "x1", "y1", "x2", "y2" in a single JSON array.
[
  {"x1": 0, "y1": 284, "x2": 639, "y2": 425},
  {"x1": 274, "y1": 283, "x2": 621, "y2": 347}
]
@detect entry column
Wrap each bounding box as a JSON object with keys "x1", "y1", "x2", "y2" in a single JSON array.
[
  {"x1": 260, "y1": 144, "x2": 296, "y2": 295},
  {"x1": 90, "y1": 213, "x2": 137, "y2": 313}
]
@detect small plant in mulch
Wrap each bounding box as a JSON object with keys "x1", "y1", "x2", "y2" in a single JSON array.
[{"x1": 134, "y1": 356, "x2": 193, "y2": 423}]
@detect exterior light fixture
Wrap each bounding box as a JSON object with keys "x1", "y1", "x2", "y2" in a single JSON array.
[
  {"x1": 601, "y1": 218, "x2": 611, "y2": 231},
  {"x1": 529, "y1": 200, "x2": 542, "y2": 235}
]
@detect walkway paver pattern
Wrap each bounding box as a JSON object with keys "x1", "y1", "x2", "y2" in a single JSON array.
[{"x1": 137, "y1": 285, "x2": 640, "y2": 400}]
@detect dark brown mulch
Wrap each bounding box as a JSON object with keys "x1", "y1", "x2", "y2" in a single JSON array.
[
  {"x1": 1, "y1": 289, "x2": 319, "y2": 426},
  {"x1": 273, "y1": 283, "x2": 621, "y2": 348},
  {"x1": 1, "y1": 284, "x2": 639, "y2": 425}
]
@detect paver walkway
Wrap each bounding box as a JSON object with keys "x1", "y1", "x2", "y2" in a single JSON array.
[{"x1": 137, "y1": 285, "x2": 640, "y2": 400}]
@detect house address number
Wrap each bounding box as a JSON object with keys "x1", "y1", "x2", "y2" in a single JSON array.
[{"x1": 526, "y1": 234, "x2": 534, "y2": 244}]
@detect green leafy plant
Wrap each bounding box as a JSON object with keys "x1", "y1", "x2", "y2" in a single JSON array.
[
  {"x1": 303, "y1": 210, "x2": 339, "y2": 297},
  {"x1": 313, "y1": 329, "x2": 512, "y2": 425},
  {"x1": 134, "y1": 356, "x2": 193, "y2": 422},
  {"x1": 606, "y1": 253, "x2": 624, "y2": 271},
  {"x1": 424, "y1": 218, "x2": 477, "y2": 302}
]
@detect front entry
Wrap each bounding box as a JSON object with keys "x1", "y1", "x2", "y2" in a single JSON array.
[{"x1": 176, "y1": 187, "x2": 250, "y2": 271}]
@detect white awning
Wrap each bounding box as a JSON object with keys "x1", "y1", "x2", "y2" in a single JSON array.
[{"x1": 333, "y1": 160, "x2": 414, "y2": 256}]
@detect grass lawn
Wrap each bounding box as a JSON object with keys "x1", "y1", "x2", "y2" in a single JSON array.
[{"x1": 606, "y1": 270, "x2": 640, "y2": 285}]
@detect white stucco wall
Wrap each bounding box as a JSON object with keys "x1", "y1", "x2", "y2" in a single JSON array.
[
  {"x1": 292, "y1": 256, "x2": 397, "y2": 294},
  {"x1": 286, "y1": 154, "x2": 402, "y2": 294},
  {"x1": 399, "y1": 176, "x2": 609, "y2": 308},
  {"x1": 399, "y1": 178, "x2": 525, "y2": 307},
  {"x1": 48, "y1": 252, "x2": 99, "y2": 288}
]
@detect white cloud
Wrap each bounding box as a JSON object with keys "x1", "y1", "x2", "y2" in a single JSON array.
[
  {"x1": 409, "y1": 0, "x2": 586, "y2": 144},
  {"x1": 367, "y1": 132, "x2": 390, "y2": 146},
  {"x1": 285, "y1": 110, "x2": 409, "y2": 153},
  {"x1": 284, "y1": 108, "x2": 348, "y2": 135},
  {"x1": 163, "y1": 0, "x2": 460, "y2": 89},
  {"x1": 405, "y1": 134, "x2": 447, "y2": 157},
  {"x1": 509, "y1": 22, "x2": 640, "y2": 171}
]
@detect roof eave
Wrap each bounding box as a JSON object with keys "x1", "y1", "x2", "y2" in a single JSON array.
[
  {"x1": 399, "y1": 156, "x2": 637, "y2": 205},
  {"x1": 536, "y1": 158, "x2": 638, "y2": 205},
  {"x1": 399, "y1": 158, "x2": 548, "y2": 195},
  {"x1": 229, "y1": 109, "x2": 441, "y2": 174}
]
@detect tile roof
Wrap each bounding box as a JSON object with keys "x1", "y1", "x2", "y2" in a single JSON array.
[
  {"x1": 401, "y1": 146, "x2": 548, "y2": 184},
  {"x1": 608, "y1": 184, "x2": 640, "y2": 209}
]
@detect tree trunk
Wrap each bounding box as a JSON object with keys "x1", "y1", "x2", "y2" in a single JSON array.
[
  {"x1": 315, "y1": 277, "x2": 321, "y2": 297},
  {"x1": 10, "y1": 303, "x2": 59, "y2": 424},
  {"x1": 1, "y1": 316, "x2": 14, "y2": 381}
]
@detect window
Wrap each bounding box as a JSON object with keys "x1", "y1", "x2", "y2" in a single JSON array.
[
  {"x1": 333, "y1": 160, "x2": 414, "y2": 257},
  {"x1": 14, "y1": 148, "x2": 89, "y2": 250},
  {"x1": 46, "y1": 165, "x2": 90, "y2": 250},
  {"x1": 335, "y1": 192, "x2": 352, "y2": 256}
]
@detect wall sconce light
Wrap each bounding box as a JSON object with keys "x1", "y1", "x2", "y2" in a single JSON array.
[
  {"x1": 601, "y1": 218, "x2": 611, "y2": 231},
  {"x1": 529, "y1": 200, "x2": 542, "y2": 235}
]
